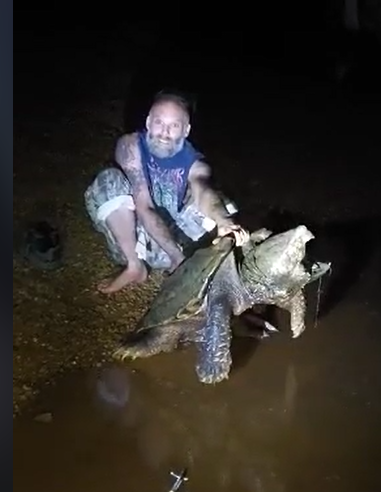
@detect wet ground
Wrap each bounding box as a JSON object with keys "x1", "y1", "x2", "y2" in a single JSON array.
[{"x1": 14, "y1": 27, "x2": 381, "y2": 492}]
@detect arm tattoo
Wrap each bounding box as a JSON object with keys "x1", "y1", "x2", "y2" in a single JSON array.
[
  {"x1": 115, "y1": 136, "x2": 146, "y2": 195},
  {"x1": 115, "y1": 135, "x2": 136, "y2": 171},
  {"x1": 126, "y1": 166, "x2": 145, "y2": 195},
  {"x1": 115, "y1": 135, "x2": 182, "y2": 259}
]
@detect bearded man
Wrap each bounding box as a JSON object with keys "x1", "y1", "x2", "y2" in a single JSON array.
[{"x1": 85, "y1": 91, "x2": 248, "y2": 293}]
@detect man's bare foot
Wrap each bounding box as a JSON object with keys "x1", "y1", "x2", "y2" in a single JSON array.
[{"x1": 98, "y1": 261, "x2": 148, "y2": 294}]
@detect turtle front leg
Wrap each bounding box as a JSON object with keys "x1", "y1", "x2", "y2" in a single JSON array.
[
  {"x1": 276, "y1": 290, "x2": 306, "y2": 338},
  {"x1": 195, "y1": 293, "x2": 233, "y2": 384}
]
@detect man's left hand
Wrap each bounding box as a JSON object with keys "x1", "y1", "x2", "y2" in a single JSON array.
[{"x1": 213, "y1": 217, "x2": 250, "y2": 247}]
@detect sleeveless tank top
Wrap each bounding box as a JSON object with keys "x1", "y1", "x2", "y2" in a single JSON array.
[{"x1": 137, "y1": 130, "x2": 204, "y2": 218}]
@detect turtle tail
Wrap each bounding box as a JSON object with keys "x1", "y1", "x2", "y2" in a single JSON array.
[{"x1": 113, "y1": 324, "x2": 183, "y2": 361}]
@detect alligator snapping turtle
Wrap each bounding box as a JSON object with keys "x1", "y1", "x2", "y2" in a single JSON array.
[{"x1": 113, "y1": 225, "x2": 330, "y2": 384}]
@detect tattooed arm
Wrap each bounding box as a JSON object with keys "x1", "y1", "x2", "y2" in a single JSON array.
[{"x1": 115, "y1": 134, "x2": 185, "y2": 266}]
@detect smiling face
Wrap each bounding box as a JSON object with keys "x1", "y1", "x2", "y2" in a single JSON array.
[{"x1": 145, "y1": 100, "x2": 191, "y2": 158}]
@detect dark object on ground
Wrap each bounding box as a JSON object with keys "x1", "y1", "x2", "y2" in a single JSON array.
[{"x1": 20, "y1": 220, "x2": 63, "y2": 270}]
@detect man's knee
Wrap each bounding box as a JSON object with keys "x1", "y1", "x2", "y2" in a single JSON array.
[
  {"x1": 89, "y1": 166, "x2": 129, "y2": 193},
  {"x1": 84, "y1": 166, "x2": 135, "y2": 227}
]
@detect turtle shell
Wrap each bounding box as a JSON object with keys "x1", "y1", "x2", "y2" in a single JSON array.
[{"x1": 140, "y1": 236, "x2": 235, "y2": 329}]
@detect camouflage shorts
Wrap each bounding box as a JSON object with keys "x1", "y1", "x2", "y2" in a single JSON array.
[{"x1": 84, "y1": 166, "x2": 238, "y2": 269}]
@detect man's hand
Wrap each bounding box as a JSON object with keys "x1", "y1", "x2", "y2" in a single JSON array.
[{"x1": 213, "y1": 217, "x2": 250, "y2": 247}]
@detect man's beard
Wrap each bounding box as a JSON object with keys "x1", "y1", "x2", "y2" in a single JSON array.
[{"x1": 146, "y1": 132, "x2": 185, "y2": 158}]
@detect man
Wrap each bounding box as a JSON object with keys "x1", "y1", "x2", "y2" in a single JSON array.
[{"x1": 84, "y1": 91, "x2": 248, "y2": 294}]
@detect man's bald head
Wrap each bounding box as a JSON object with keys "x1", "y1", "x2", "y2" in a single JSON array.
[
  {"x1": 145, "y1": 92, "x2": 192, "y2": 158},
  {"x1": 151, "y1": 91, "x2": 192, "y2": 120}
]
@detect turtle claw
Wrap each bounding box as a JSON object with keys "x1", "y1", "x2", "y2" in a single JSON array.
[
  {"x1": 263, "y1": 321, "x2": 279, "y2": 333},
  {"x1": 113, "y1": 347, "x2": 141, "y2": 361},
  {"x1": 195, "y1": 347, "x2": 232, "y2": 385},
  {"x1": 196, "y1": 361, "x2": 231, "y2": 384},
  {"x1": 197, "y1": 370, "x2": 229, "y2": 385},
  {"x1": 260, "y1": 322, "x2": 279, "y2": 339},
  {"x1": 238, "y1": 312, "x2": 279, "y2": 339}
]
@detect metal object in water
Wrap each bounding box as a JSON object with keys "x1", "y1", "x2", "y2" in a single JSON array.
[{"x1": 169, "y1": 469, "x2": 188, "y2": 491}]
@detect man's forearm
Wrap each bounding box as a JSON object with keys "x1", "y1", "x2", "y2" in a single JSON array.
[
  {"x1": 188, "y1": 160, "x2": 232, "y2": 225},
  {"x1": 138, "y1": 208, "x2": 183, "y2": 260},
  {"x1": 195, "y1": 185, "x2": 230, "y2": 224}
]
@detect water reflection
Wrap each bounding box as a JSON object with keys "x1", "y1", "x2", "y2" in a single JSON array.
[
  {"x1": 95, "y1": 362, "x2": 293, "y2": 491},
  {"x1": 14, "y1": 304, "x2": 381, "y2": 492}
]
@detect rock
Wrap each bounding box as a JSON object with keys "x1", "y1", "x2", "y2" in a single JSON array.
[{"x1": 34, "y1": 412, "x2": 53, "y2": 423}]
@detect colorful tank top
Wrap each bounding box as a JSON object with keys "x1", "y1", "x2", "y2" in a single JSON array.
[{"x1": 137, "y1": 130, "x2": 204, "y2": 219}]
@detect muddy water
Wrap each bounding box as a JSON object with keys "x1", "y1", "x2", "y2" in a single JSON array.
[{"x1": 14, "y1": 292, "x2": 381, "y2": 492}]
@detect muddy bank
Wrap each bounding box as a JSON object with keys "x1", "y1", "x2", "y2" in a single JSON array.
[{"x1": 12, "y1": 96, "x2": 166, "y2": 415}]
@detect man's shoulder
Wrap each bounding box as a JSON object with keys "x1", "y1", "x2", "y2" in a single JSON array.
[
  {"x1": 115, "y1": 132, "x2": 143, "y2": 169},
  {"x1": 189, "y1": 158, "x2": 211, "y2": 178},
  {"x1": 116, "y1": 131, "x2": 140, "y2": 147}
]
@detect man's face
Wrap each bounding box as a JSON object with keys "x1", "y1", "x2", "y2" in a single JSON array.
[{"x1": 145, "y1": 101, "x2": 190, "y2": 158}]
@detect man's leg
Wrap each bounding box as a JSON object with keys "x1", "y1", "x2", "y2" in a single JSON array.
[
  {"x1": 84, "y1": 167, "x2": 147, "y2": 293},
  {"x1": 100, "y1": 204, "x2": 148, "y2": 293}
]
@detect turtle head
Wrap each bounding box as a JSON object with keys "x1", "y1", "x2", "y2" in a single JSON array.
[
  {"x1": 254, "y1": 225, "x2": 314, "y2": 276},
  {"x1": 241, "y1": 225, "x2": 318, "y2": 286}
]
